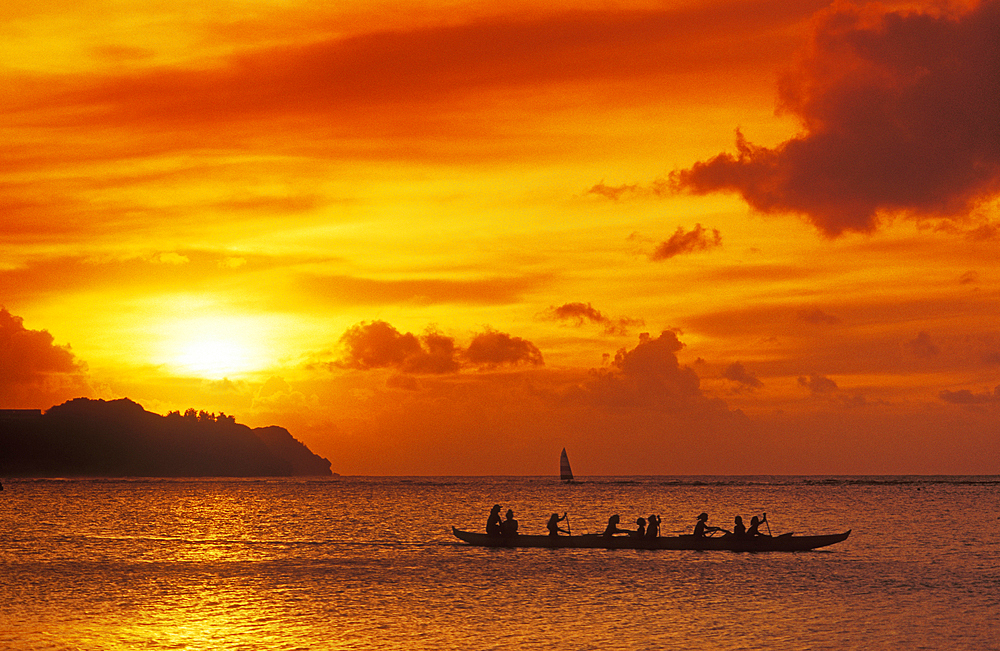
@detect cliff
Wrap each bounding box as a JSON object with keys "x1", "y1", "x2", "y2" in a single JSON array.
[{"x1": 0, "y1": 398, "x2": 333, "y2": 477}]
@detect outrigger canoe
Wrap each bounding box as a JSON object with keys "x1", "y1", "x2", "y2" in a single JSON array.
[{"x1": 452, "y1": 527, "x2": 850, "y2": 551}]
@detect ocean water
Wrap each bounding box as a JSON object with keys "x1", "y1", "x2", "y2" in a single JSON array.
[{"x1": 1, "y1": 476, "x2": 998, "y2": 650}]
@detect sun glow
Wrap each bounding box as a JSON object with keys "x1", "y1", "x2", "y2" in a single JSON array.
[
  {"x1": 153, "y1": 314, "x2": 279, "y2": 379},
  {"x1": 171, "y1": 337, "x2": 255, "y2": 378}
]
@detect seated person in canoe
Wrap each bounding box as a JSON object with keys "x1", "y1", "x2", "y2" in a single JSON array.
[
  {"x1": 500, "y1": 509, "x2": 519, "y2": 536},
  {"x1": 645, "y1": 514, "x2": 660, "y2": 538},
  {"x1": 692, "y1": 512, "x2": 727, "y2": 537},
  {"x1": 486, "y1": 504, "x2": 503, "y2": 536},
  {"x1": 747, "y1": 515, "x2": 770, "y2": 537},
  {"x1": 547, "y1": 512, "x2": 569, "y2": 537},
  {"x1": 603, "y1": 514, "x2": 632, "y2": 537}
]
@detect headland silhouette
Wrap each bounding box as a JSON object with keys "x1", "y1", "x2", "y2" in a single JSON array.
[{"x1": 0, "y1": 397, "x2": 334, "y2": 477}]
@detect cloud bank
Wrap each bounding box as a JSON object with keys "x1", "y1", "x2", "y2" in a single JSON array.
[
  {"x1": 0, "y1": 307, "x2": 91, "y2": 407},
  {"x1": 333, "y1": 321, "x2": 542, "y2": 374},
  {"x1": 671, "y1": 1, "x2": 1000, "y2": 236}
]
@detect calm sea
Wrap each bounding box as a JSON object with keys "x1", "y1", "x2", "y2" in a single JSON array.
[{"x1": 1, "y1": 476, "x2": 998, "y2": 650}]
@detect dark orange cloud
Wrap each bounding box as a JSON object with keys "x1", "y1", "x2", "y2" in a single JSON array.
[
  {"x1": 959, "y1": 270, "x2": 980, "y2": 285},
  {"x1": 797, "y1": 307, "x2": 840, "y2": 325},
  {"x1": 252, "y1": 324, "x2": 1000, "y2": 474},
  {"x1": 939, "y1": 386, "x2": 1000, "y2": 404},
  {"x1": 335, "y1": 321, "x2": 460, "y2": 374},
  {"x1": 671, "y1": 1, "x2": 1000, "y2": 236},
  {"x1": 465, "y1": 329, "x2": 543, "y2": 368},
  {"x1": 677, "y1": 294, "x2": 1000, "y2": 384},
  {"x1": 0, "y1": 307, "x2": 91, "y2": 408},
  {"x1": 587, "y1": 180, "x2": 668, "y2": 200},
  {"x1": 906, "y1": 331, "x2": 940, "y2": 359},
  {"x1": 798, "y1": 374, "x2": 838, "y2": 395},
  {"x1": 588, "y1": 181, "x2": 642, "y2": 200},
  {"x1": 295, "y1": 329, "x2": 760, "y2": 474},
  {"x1": 542, "y1": 302, "x2": 643, "y2": 335},
  {"x1": 5, "y1": 1, "x2": 829, "y2": 161},
  {"x1": 651, "y1": 224, "x2": 722, "y2": 260},
  {"x1": 332, "y1": 321, "x2": 541, "y2": 373},
  {"x1": 723, "y1": 361, "x2": 763, "y2": 389},
  {"x1": 582, "y1": 331, "x2": 712, "y2": 411},
  {"x1": 548, "y1": 302, "x2": 609, "y2": 325}
]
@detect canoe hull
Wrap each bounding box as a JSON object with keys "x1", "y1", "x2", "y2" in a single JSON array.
[{"x1": 452, "y1": 527, "x2": 850, "y2": 551}]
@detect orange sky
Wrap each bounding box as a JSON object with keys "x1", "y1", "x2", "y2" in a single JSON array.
[{"x1": 3, "y1": 0, "x2": 999, "y2": 475}]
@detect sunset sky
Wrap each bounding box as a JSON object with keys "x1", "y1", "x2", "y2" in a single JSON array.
[{"x1": 3, "y1": 0, "x2": 999, "y2": 475}]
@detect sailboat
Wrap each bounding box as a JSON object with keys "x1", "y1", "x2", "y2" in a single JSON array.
[{"x1": 559, "y1": 448, "x2": 574, "y2": 482}]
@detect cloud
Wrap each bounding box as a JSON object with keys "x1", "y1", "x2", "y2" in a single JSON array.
[
  {"x1": 983, "y1": 351, "x2": 1000, "y2": 365},
  {"x1": 587, "y1": 180, "x2": 668, "y2": 200},
  {"x1": 258, "y1": 376, "x2": 293, "y2": 399},
  {"x1": 588, "y1": 182, "x2": 641, "y2": 200},
  {"x1": 302, "y1": 273, "x2": 547, "y2": 307},
  {"x1": 671, "y1": 1, "x2": 1000, "y2": 236},
  {"x1": 411, "y1": 330, "x2": 464, "y2": 374},
  {"x1": 542, "y1": 302, "x2": 644, "y2": 335},
  {"x1": 249, "y1": 376, "x2": 325, "y2": 437},
  {"x1": 723, "y1": 362, "x2": 763, "y2": 389},
  {"x1": 154, "y1": 252, "x2": 190, "y2": 265},
  {"x1": 2, "y1": 0, "x2": 839, "y2": 179},
  {"x1": 0, "y1": 307, "x2": 91, "y2": 407},
  {"x1": 385, "y1": 374, "x2": 422, "y2": 391},
  {"x1": 16, "y1": 3, "x2": 826, "y2": 127},
  {"x1": 939, "y1": 386, "x2": 1000, "y2": 404},
  {"x1": 332, "y1": 321, "x2": 541, "y2": 373},
  {"x1": 798, "y1": 374, "x2": 838, "y2": 394},
  {"x1": 309, "y1": 329, "x2": 752, "y2": 473},
  {"x1": 548, "y1": 302, "x2": 609, "y2": 325},
  {"x1": 583, "y1": 331, "x2": 711, "y2": 411},
  {"x1": 797, "y1": 307, "x2": 840, "y2": 325},
  {"x1": 251, "y1": 376, "x2": 315, "y2": 415},
  {"x1": 465, "y1": 329, "x2": 544, "y2": 368},
  {"x1": 335, "y1": 321, "x2": 461, "y2": 374},
  {"x1": 958, "y1": 270, "x2": 979, "y2": 285},
  {"x1": 0, "y1": 253, "x2": 291, "y2": 305},
  {"x1": 650, "y1": 224, "x2": 722, "y2": 260},
  {"x1": 906, "y1": 331, "x2": 940, "y2": 359}
]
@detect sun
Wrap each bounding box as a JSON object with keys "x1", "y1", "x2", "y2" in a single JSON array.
[
  {"x1": 172, "y1": 337, "x2": 255, "y2": 379},
  {"x1": 153, "y1": 314, "x2": 278, "y2": 379}
]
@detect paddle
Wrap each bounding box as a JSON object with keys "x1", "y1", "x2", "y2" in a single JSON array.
[
  {"x1": 565, "y1": 512, "x2": 571, "y2": 536},
  {"x1": 763, "y1": 512, "x2": 772, "y2": 536}
]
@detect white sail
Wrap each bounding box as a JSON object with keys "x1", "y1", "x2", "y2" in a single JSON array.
[{"x1": 560, "y1": 448, "x2": 574, "y2": 481}]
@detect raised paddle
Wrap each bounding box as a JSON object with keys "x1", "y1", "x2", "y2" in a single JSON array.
[
  {"x1": 763, "y1": 512, "x2": 772, "y2": 536},
  {"x1": 565, "y1": 512, "x2": 571, "y2": 535}
]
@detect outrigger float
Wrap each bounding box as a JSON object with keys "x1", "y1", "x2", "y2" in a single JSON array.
[{"x1": 452, "y1": 528, "x2": 851, "y2": 551}]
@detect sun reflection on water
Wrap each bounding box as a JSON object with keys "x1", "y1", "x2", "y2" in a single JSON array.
[{"x1": 2, "y1": 477, "x2": 998, "y2": 650}]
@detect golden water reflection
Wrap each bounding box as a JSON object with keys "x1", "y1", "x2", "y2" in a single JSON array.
[{"x1": 2, "y1": 477, "x2": 998, "y2": 650}]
